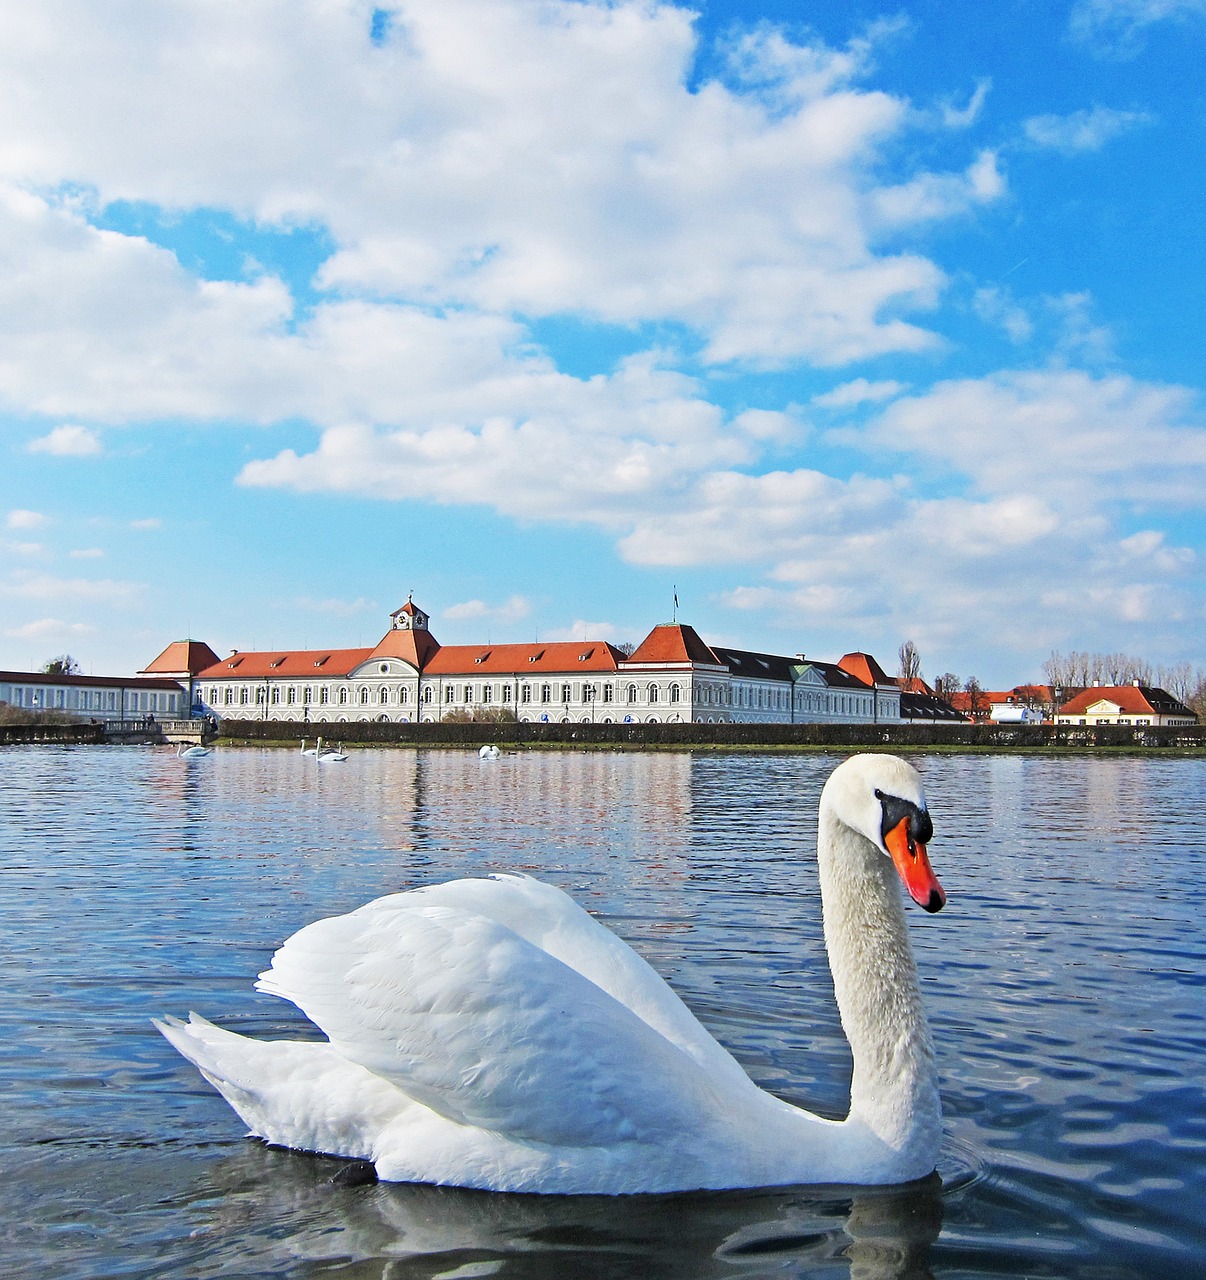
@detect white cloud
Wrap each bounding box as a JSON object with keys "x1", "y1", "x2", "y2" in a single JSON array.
[
  {"x1": 545, "y1": 619, "x2": 635, "y2": 644},
  {"x1": 1023, "y1": 105, "x2": 1151, "y2": 153},
  {"x1": 1070, "y1": 0, "x2": 1206, "y2": 54},
  {"x1": 871, "y1": 150, "x2": 1005, "y2": 228},
  {"x1": 812, "y1": 378, "x2": 907, "y2": 409},
  {"x1": 6, "y1": 509, "x2": 46, "y2": 529},
  {"x1": 973, "y1": 287, "x2": 1033, "y2": 343},
  {"x1": 2, "y1": 617, "x2": 95, "y2": 641},
  {"x1": 69, "y1": 547, "x2": 105, "y2": 559},
  {"x1": 443, "y1": 595, "x2": 532, "y2": 624},
  {"x1": 27, "y1": 423, "x2": 102, "y2": 456},
  {"x1": 1, "y1": 571, "x2": 144, "y2": 604},
  {"x1": 855, "y1": 368, "x2": 1206, "y2": 507},
  {"x1": 939, "y1": 79, "x2": 991, "y2": 129},
  {"x1": 293, "y1": 595, "x2": 375, "y2": 617},
  {"x1": 0, "y1": 0, "x2": 1013, "y2": 387},
  {"x1": 128, "y1": 518, "x2": 162, "y2": 530}
]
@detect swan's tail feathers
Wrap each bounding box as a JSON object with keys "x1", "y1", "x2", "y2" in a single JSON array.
[{"x1": 153, "y1": 1013, "x2": 408, "y2": 1162}]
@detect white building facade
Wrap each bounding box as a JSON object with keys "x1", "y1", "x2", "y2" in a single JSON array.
[
  {"x1": 0, "y1": 670, "x2": 186, "y2": 723},
  {"x1": 152, "y1": 604, "x2": 904, "y2": 727}
]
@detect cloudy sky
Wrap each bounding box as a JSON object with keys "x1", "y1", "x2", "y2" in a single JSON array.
[{"x1": 1, "y1": 0, "x2": 1203, "y2": 685}]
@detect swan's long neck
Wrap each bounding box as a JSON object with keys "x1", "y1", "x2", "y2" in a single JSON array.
[{"x1": 817, "y1": 806, "x2": 941, "y2": 1171}]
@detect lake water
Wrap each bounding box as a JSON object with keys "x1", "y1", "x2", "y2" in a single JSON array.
[{"x1": 0, "y1": 745, "x2": 1203, "y2": 1279}]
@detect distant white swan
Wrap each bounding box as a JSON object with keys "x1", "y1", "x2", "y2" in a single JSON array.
[
  {"x1": 157, "y1": 754, "x2": 947, "y2": 1194},
  {"x1": 317, "y1": 743, "x2": 348, "y2": 763},
  {"x1": 176, "y1": 743, "x2": 211, "y2": 759},
  {"x1": 478, "y1": 744, "x2": 501, "y2": 760},
  {"x1": 300, "y1": 739, "x2": 318, "y2": 757}
]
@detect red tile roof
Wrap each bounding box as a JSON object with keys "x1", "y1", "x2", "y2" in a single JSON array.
[
  {"x1": 425, "y1": 641, "x2": 625, "y2": 675},
  {"x1": 837, "y1": 652, "x2": 893, "y2": 687},
  {"x1": 194, "y1": 647, "x2": 376, "y2": 680},
  {"x1": 626, "y1": 624, "x2": 723, "y2": 666},
  {"x1": 140, "y1": 640, "x2": 222, "y2": 676},
  {"x1": 370, "y1": 627, "x2": 441, "y2": 668},
  {"x1": 1057, "y1": 686, "x2": 1158, "y2": 716}
]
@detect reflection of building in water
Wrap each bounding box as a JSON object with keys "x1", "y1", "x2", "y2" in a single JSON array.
[{"x1": 154, "y1": 598, "x2": 911, "y2": 727}]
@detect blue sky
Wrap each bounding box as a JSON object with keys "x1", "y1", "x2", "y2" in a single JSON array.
[{"x1": 1, "y1": 0, "x2": 1204, "y2": 687}]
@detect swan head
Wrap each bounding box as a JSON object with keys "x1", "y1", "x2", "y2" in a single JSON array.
[{"x1": 821, "y1": 754, "x2": 945, "y2": 914}]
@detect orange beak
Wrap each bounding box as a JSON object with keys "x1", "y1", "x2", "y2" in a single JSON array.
[{"x1": 884, "y1": 817, "x2": 946, "y2": 913}]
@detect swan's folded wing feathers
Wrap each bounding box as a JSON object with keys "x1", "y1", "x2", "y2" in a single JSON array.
[
  {"x1": 337, "y1": 876, "x2": 756, "y2": 1093},
  {"x1": 256, "y1": 902, "x2": 726, "y2": 1149}
]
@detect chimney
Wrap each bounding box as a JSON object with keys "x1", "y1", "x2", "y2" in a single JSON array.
[{"x1": 1133, "y1": 678, "x2": 1140, "y2": 687}]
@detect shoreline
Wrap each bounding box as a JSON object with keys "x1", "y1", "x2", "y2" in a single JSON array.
[{"x1": 5, "y1": 718, "x2": 1204, "y2": 756}]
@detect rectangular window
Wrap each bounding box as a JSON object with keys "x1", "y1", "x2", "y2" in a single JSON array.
[
  {"x1": 602, "y1": 684, "x2": 612, "y2": 703},
  {"x1": 562, "y1": 683, "x2": 572, "y2": 703},
  {"x1": 444, "y1": 686, "x2": 454, "y2": 703},
  {"x1": 239, "y1": 687, "x2": 249, "y2": 705},
  {"x1": 464, "y1": 685, "x2": 473, "y2": 703},
  {"x1": 287, "y1": 687, "x2": 296, "y2": 704},
  {"x1": 483, "y1": 685, "x2": 493, "y2": 703},
  {"x1": 502, "y1": 685, "x2": 511, "y2": 702},
  {"x1": 319, "y1": 687, "x2": 328, "y2": 704},
  {"x1": 521, "y1": 685, "x2": 531, "y2": 703},
  {"x1": 541, "y1": 684, "x2": 551, "y2": 704},
  {"x1": 271, "y1": 686, "x2": 281, "y2": 704}
]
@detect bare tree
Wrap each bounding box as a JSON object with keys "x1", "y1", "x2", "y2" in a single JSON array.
[
  {"x1": 898, "y1": 640, "x2": 922, "y2": 684},
  {"x1": 933, "y1": 672, "x2": 961, "y2": 698},
  {"x1": 964, "y1": 676, "x2": 988, "y2": 722}
]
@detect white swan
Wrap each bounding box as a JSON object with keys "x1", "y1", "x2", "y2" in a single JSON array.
[
  {"x1": 176, "y1": 743, "x2": 211, "y2": 758},
  {"x1": 155, "y1": 754, "x2": 946, "y2": 1194},
  {"x1": 300, "y1": 739, "x2": 318, "y2": 756},
  {"x1": 317, "y1": 742, "x2": 348, "y2": 763},
  {"x1": 478, "y1": 743, "x2": 501, "y2": 760}
]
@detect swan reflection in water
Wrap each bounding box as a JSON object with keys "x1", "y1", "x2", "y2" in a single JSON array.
[{"x1": 188, "y1": 1144, "x2": 944, "y2": 1280}]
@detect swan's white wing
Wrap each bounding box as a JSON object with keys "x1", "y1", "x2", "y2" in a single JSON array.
[
  {"x1": 323, "y1": 876, "x2": 756, "y2": 1092},
  {"x1": 256, "y1": 899, "x2": 731, "y2": 1148}
]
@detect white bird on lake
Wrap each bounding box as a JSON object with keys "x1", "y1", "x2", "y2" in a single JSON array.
[
  {"x1": 300, "y1": 739, "x2": 318, "y2": 757},
  {"x1": 478, "y1": 744, "x2": 501, "y2": 760},
  {"x1": 156, "y1": 754, "x2": 947, "y2": 1194},
  {"x1": 176, "y1": 743, "x2": 211, "y2": 759},
  {"x1": 317, "y1": 743, "x2": 348, "y2": 763}
]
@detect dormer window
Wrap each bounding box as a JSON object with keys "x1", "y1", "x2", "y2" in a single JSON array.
[
  {"x1": 379, "y1": 663, "x2": 390, "y2": 674},
  {"x1": 314, "y1": 656, "x2": 329, "y2": 667},
  {"x1": 270, "y1": 658, "x2": 285, "y2": 668}
]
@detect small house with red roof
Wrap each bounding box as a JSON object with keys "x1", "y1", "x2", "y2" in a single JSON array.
[{"x1": 1055, "y1": 683, "x2": 1197, "y2": 727}]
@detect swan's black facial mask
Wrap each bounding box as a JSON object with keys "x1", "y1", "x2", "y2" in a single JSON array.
[{"x1": 875, "y1": 790, "x2": 933, "y2": 851}]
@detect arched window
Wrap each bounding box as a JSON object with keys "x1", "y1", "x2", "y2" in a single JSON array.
[
  {"x1": 399, "y1": 686, "x2": 409, "y2": 704},
  {"x1": 379, "y1": 686, "x2": 389, "y2": 704},
  {"x1": 338, "y1": 687, "x2": 348, "y2": 704},
  {"x1": 359, "y1": 687, "x2": 370, "y2": 705},
  {"x1": 669, "y1": 683, "x2": 680, "y2": 704},
  {"x1": 422, "y1": 686, "x2": 432, "y2": 703},
  {"x1": 648, "y1": 683, "x2": 659, "y2": 704},
  {"x1": 627, "y1": 684, "x2": 637, "y2": 704}
]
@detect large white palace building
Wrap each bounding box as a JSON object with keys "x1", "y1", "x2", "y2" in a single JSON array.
[{"x1": 142, "y1": 599, "x2": 907, "y2": 726}]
